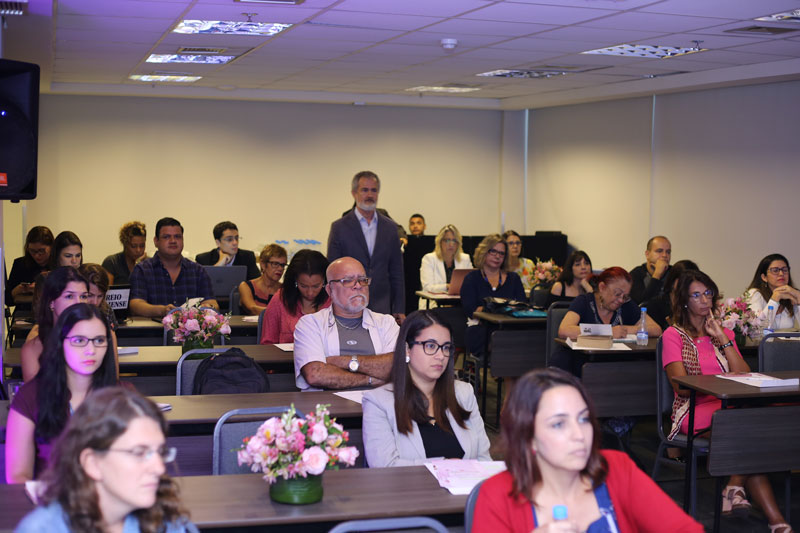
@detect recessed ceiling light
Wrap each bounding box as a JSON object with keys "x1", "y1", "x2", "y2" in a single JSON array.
[
  {"x1": 0, "y1": 1, "x2": 26, "y2": 16},
  {"x1": 129, "y1": 74, "x2": 202, "y2": 83},
  {"x1": 581, "y1": 44, "x2": 706, "y2": 58},
  {"x1": 755, "y1": 9, "x2": 800, "y2": 23},
  {"x1": 406, "y1": 86, "x2": 481, "y2": 93},
  {"x1": 234, "y1": 0, "x2": 305, "y2": 4},
  {"x1": 476, "y1": 69, "x2": 567, "y2": 79},
  {"x1": 146, "y1": 54, "x2": 236, "y2": 64},
  {"x1": 173, "y1": 20, "x2": 292, "y2": 36}
]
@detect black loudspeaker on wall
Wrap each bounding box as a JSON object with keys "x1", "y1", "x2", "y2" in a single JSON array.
[{"x1": 0, "y1": 58, "x2": 39, "y2": 202}]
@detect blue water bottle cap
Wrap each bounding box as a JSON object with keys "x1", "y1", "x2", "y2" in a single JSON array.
[
  {"x1": 640, "y1": 307, "x2": 647, "y2": 312},
  {"x1": 553, "y1": 505, "x2": 568, "y2": 521}
]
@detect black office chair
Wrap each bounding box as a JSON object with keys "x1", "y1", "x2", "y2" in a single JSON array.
[
  {"x1": 228, "y1": 286, "x2": 241, "y2": 315},
  {"x1": 652, "y1": 338, "x2": 709, "y2": 517},
  {"x1": 545, "y1": 301, "x2": 571, "y2": 368},
  {"x1": 759, "y1": 331, "x2": 800, "y2": 371},
  {"x1": 328, "y1": 516, "x2": 448, "y2": 533},
  {"x1": 256, "y1": 308, "x2": 267, "y2": 343}
]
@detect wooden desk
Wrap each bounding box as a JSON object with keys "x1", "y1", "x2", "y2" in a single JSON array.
[
  {"x1": 415, "y1": 290, "x2": 460, "y2": 309},
  {"x1": 673, "y1": 372, "x2": 800, "y2": 526},
  {"x1": 0, "y1": 466, "x2": 465, "y2": 533},
  {"x1": 116, "y1": 316, "x2": 259, "y2": 346}
]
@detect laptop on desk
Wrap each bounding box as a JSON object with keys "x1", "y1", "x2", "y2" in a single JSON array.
[
  {"x1": 204, "y1": 265, "x2": 247, "y2": 302},
  {"x1": 448, "y1": 269, "x2": 475, "y2": 295},
  {"x1": 106, "y1": 285, "x2": 131, "y2": 323}
]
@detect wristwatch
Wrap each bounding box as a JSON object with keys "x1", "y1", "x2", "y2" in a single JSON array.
[{"x1": 348, "y1": 355, "x2": 360, "y2": 373}]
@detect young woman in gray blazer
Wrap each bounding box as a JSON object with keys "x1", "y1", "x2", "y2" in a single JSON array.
[{"x1": 362, "y1": 310, "x2": 492, "y2": 467}]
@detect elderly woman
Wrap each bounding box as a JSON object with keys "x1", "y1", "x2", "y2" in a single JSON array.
[
  {"x1": 745, "y1": 253, "x2": 800, "y2": 331},
  {"x1": 15, "y1": 386, "x2": 198, "y2": 532},
  {"x1": 49, "y1": 231, "x2": 83, "y2": 270},
  {"x1": 260, "y1": 250, "x2": 331, "y2": 344},
  {"x1": 503, "y1": 230, "x2": 536, "y2": 291},
  {"x1": 102, "y1": 221, "x2": 147, "y2": 286},
  {"x1": 362, "y1": 310, "x2": 491, "y2": 467},
  {"x1": 418, "y1": 224, "x2": 472, "y2": 308},
  {"x1": 239, "y1": 244, "x2": 287, "y2": 315},
  {"x1": 473, "y1": 368, "x2": 702, "y2": 532},
  {"x1": 546, "y1": 250, "x2": 593, "y2": 308},
  {"x1": 663, "y1": 269, "x2": 792, "y2": 533},
  {"x1": 6, "y1": 226, "x2": 54, "y2": 308},
  {"x1": 460, "y1": 234, "x2": 525, "y2": 356}
]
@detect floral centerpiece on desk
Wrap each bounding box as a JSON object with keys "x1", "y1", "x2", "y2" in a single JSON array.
[
  {"x1": 532, "y1": 258, "x2": 563, "y2": 289},
  {"x1": 718, "y1": 296, "x2": 763, "y2": 347},
  {"x1": 161, "y1": 302, "x2": 231, "y2": 352},
  {"x1": 237, "y1": 404, "x2": 359, "y2": 504}
]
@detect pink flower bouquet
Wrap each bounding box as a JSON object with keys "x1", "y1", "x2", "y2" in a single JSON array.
[
  {"x1": 237, "y1": 404, "x2": 359, "y2": 483},
  {"x1": 161, "y1": 303, "x2": 231, "y2": 345},
  {"x1": 718, "y1": 297, "x2": 764, "y2": 342},
  {"x1": 532, "y1": 258, "x2": 563, "y2": 289}
]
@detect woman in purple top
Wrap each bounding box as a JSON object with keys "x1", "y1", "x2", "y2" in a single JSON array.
[{"x1": 5, "y1": 304, "x2": 117, "y2": 483}]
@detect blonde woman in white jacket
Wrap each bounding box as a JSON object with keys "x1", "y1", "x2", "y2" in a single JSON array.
[{"x1": 419, "y1": 224, "x2": 472, "y2": 309}]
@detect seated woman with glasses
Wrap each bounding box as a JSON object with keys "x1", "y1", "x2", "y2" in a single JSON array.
[
  {"x1": 260, "y1": 250, "x2": 331, "y2": 344},
  {"x1": 745, "y1": 253, "x2": 800, "y2": 331},
  {"x1": 461, "y1": 234, "x2": 526, "y2": 356},
  {"x1": 362, "y1": 310, "x2": 491, "y2": 467},
  {"x1": 239, "y1": 244, "x2": 287, "y2": 315},
  {"x1": 6, "y1": 304, "x2": 117, "y2": 484},
  {"x1": 418, "y1": 224, "x2": 472, "y2": 309},
  {"x1": 503, "y1": 230, "x2": 536, "y2": 291},
  {"x1": 15, "y1": 386, "x2": 198, "y2": 533},
  {"x1": 663, "y1": 269, "x2": 792, "y2": 533}
]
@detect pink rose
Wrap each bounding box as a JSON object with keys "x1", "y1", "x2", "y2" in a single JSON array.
[
  {"x1": 220, "y1": 324, "x2": 231, "y2": 335},
  {"x1": 162, "y1": 315, "x2": 173, "y2": 327},
  {"x1": 275, "y1": 435, "x2": 291, "y2": 452},
  {"x1": 258, "y1": 417, "x2": 281, "y2": 444},
  {"x1": 310, "y1": 423, "x2": 328, "y2": 444},
  {"x1": 337, "y1": 446, "x2": 359, "y2": 466},
  {"x1": 301, "y1": 446, "x2": 329, "y2": 475},
  {"x1": 184, "y1": 319, "x2": 201, "y2": 332}
]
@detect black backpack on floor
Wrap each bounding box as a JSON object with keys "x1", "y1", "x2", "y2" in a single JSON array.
[{"x1": 192, "y1": 347, "x2": 270, "y2": 395}]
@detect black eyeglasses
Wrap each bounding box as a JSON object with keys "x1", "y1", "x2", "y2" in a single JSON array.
[
  {"x1": 329, "y1": 277, "x2": 371, "y2": 288},
  {"x1": 267, "y1": 261, "x2": 287, "y2": 269},
  {"x1": 688, "y1": 289, "x2": 714, "y2": 301},
  {"x1": 487, "y1": 249, "x2": 506, "y2": 257},
  {"x1": 409, "y1": 340, "x2": 454, "y2": 357},
  {"x1": 67, "y1": 336, "x2": 108, "y2": 348},
  {"x1": 768, "y1": 267, "x2": 790, "y2": 275}
]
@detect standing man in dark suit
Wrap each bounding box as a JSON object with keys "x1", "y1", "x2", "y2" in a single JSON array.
[
  {"x1": 328, "y1": 171, "x2": 405, "y2": 323},
  {"x1": 195, "y1": 221, "x2": 260, "y2": 279}
]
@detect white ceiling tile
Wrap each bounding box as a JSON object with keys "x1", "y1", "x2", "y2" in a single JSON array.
[
  {"x1": 535, "y1": 26, "x2": 668, "y2": 44},
  {"x1": 276, "y1": 23, "x2": 405, "y2": 42},
  {"x1": 730, "y1": 39, "x2": 800, "y2": 57},
  {"x1": 639, "y1": 0, "x2": 800, "y2": 19},
  {"x1": 182, "y1": 5, "x2": 319, "y2": 23},
  {"x1": 454, "y1": 48, "x2": 561, "y2": 64},
  {"x1": 310, "y1": 10, "x2": 442, "y2": 31},
  {"x1": 421, "y1": 18, "x2": 557, "y2": 37},
  {"x1": 57, "y1": 14, "x2": 175, "y2": 32},
  {"x1": 657, "y1": 31, "x2": 770, "y2": 49},
  {"x1": 58, "y1": 0, "x2": 189, "y2": 18},
  {"x1": 581, "y1": 11, "x2": 733, "y2": 33},
  {"x1": 333, "y1": 0, "x2": 491, "y2": 18},
  {"x1": 461, "y1": 3, "x2": 614, "y2": 25},
  {"x1": 491, "y1": 36, "x2": 611, "y2": 54},
  {"x1": 388, "y1": 31, "x2": 506, "y2": 48},
  {"x1": 692, "y1": 21, "x2": 800, "y2": 40},
  {"x1": 684, "y1": 49, "x2": 795, "y2": 65}
]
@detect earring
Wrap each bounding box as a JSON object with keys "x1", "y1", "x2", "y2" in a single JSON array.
[{"x1": 405, "y1": 355, "x2": 410, "y2": 363}]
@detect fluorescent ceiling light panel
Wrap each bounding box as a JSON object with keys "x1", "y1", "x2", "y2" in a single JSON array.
[
  {"x1": 174, "y1": 20, "x2": 292, "y2": 36},
  {"x1": 581, "y1": 44, "x2": 706, "y2": 59},
  {"x1": 755, "y1": 10, "x2": 800, "y2": 23},
  {"x1": 146, "y1": 54, "x2": 235, "y2": 64},
  {"x1": 129, "y1": 74, "x2": 202, "y2": 83},
  {"x1": 235, "y1": 0, "x2": 305, "y2": 4},
  {"x1": 406, "y1": 86, "x2": 481, "y2": 93},
  {"x1": 476, "y1": 69, "x2": 567, "y2": 79}
]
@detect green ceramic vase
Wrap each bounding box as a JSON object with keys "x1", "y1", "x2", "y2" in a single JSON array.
[{"x1": 269, "y1": 474, "x2": 323, "y2": 505}]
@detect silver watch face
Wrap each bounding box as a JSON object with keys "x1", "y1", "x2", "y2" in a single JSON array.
[{"x1": 348, "y1": 358, "x2": 359, "y2": 372}]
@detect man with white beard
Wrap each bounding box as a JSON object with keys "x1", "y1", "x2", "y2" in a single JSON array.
[{"x1": 293, "y1": 257, "x2": 400, "y2": 391}]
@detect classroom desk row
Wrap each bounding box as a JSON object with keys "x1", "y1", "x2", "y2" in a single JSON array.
[{"x1": 0, "y1": 465, "x2": 466, "y2": 533}]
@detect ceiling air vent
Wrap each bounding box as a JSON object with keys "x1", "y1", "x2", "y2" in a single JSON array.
[
  {"x1": 177, "y1": 47, "x2": 228, "y2": 54},
  {"x1": 725, "y1": 26, "x2": 797, "y2": 35},
  {"x1": 0, "y1": 0, "x2": 27, "y2": 16}
]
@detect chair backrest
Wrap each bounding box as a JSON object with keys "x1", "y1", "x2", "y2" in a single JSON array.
[
  {"x1": 464, "y1": 479, "x2": 485, "y2": 533},
  {"x1": 759, "y1": 332, "x2": 800, "y2": 372},
  {"x1": 430, "y1": 305, "x2": 468, "y2": 353},
  {"x1": 655, "y1": 337, "x2": 674, "y2": 440},
  {"x1": 545, "y1": 301, "x2": 571, "y2": 366},
  {"x1": 176, "y1": 348, "x2": 223, "y2": 395},
  {"x1": 256, "y1": 308, "x2": 267, "y2": 343},
  {"x1": 229, "y1": 286, "x2": 241, "y2": 315},
  {"x1": 212, "y1": 406, "x2": 298, "y2": 475},
  {"x1": 328, "y1": 516, "x2": 449, "y2": 533}
]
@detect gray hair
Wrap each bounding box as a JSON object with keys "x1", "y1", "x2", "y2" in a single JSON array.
[{"x1": 350, "y1": 171, "x2": 380, "y2": 193}]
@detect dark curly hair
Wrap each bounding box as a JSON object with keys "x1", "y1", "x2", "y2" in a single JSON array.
[
  {"x1": 40, "y1": 386, "x2": 189, "y2": 533},
  {"x1": 280, "y1": 249, "x2": 329, "y2": 313}
]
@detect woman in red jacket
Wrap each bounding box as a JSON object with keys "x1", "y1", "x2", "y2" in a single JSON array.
[{"x1": 473, "y1": 368, "x2": 702, "y2": 532}]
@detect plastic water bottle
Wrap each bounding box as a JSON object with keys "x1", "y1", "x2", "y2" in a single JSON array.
[
  {"x1": 553, "y1": 505, "x2": 568, "y2": 522},
  {"x1": 763, "y1": 305, "x2": 775, "y2": 337},
  {"x1": 636, "y1": 307, "x2": 649, "y2": 346}
]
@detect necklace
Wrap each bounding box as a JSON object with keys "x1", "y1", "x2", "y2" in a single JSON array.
[{"x1": 334, "y1": 316, "x2": 362, "y2": 330}]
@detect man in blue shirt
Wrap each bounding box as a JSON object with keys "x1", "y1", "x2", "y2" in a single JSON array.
[{"x1": 130, "y1": 217, "x2": 218, "y2": 317}]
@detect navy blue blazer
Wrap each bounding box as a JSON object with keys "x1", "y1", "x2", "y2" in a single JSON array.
[
  {"x1": 195, "y1": 248, "x2": 260, "y2": 280},
  {"x1": 327, "y1": 210, "x2": 405, "y2": 315}
]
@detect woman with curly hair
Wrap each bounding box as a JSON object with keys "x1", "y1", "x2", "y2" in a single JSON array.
[
  {"x1": 15, "y1": 386, "x2": 197, "y2": 532},
  {"x1": 102, "y1": 221, "x2": 147, "y2": 285}
]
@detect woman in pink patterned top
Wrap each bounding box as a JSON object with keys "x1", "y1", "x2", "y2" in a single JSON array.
[{"x1": 260, "y1": 250, "x2": 331, "y2": 344}]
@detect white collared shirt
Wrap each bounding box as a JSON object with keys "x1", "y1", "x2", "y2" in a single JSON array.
[{"x1": 354, "y1": 208, "x2": 378, "y2": 257}]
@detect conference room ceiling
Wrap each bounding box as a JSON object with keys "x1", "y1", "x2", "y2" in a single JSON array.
[{"x1": 6, "y1": 0, "x2": 800, "y2": 109}]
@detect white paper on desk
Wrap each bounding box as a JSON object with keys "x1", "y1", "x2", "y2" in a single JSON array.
[
  {"x1": 579, "y1": 323, "x2": 612, "y2": 336},
  {"x1": 424, "y1": 459, "x2": 507, "y2": 495},
  {"x1": 275, "y1": 343, "x2": 294, "y2": 352},
  {"x1": 617, "y1": 334, "x2": 639, "y2": 343},
  {"x1": 716, "y1": 372, "x2": 800, "y2": 388},
  {"x1": 25, "y1": 480, "x2": 45, "y2": 504},
  {"x1": 333, "y1": 390, "x2": 365, "y2": 404},
  {"x1": 157, "y1": 402, "x2": 172, "y2": 411},
  {"x1": 241, "y1": 315, "x2": 259, "y2": 322},
  {"x1": 566, "y1": 338, "x2": 632, "y2": 351},
  {"x1": 117, "y1": 347, "x2": 139, "y2": 355}
]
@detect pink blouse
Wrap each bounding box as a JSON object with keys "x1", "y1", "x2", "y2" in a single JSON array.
[{"x1": 259, "y1": 289, "x2": 331, "y2": 344}]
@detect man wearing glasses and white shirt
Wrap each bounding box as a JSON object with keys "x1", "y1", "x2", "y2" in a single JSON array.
[
  {"x1": 293, "y1": 257, "x2": 400, "y2": 391},
  {"x1": 195, "y1": 221, "x2": 260, "y2": 279}
]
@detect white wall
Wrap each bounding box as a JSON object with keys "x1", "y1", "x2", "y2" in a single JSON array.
[
  {"x1": 9, "y1": 95, "x2": 502, "y2": 264},
  {"x1": 526, "y1": 80, "x2": 800, "y2": 298}
]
